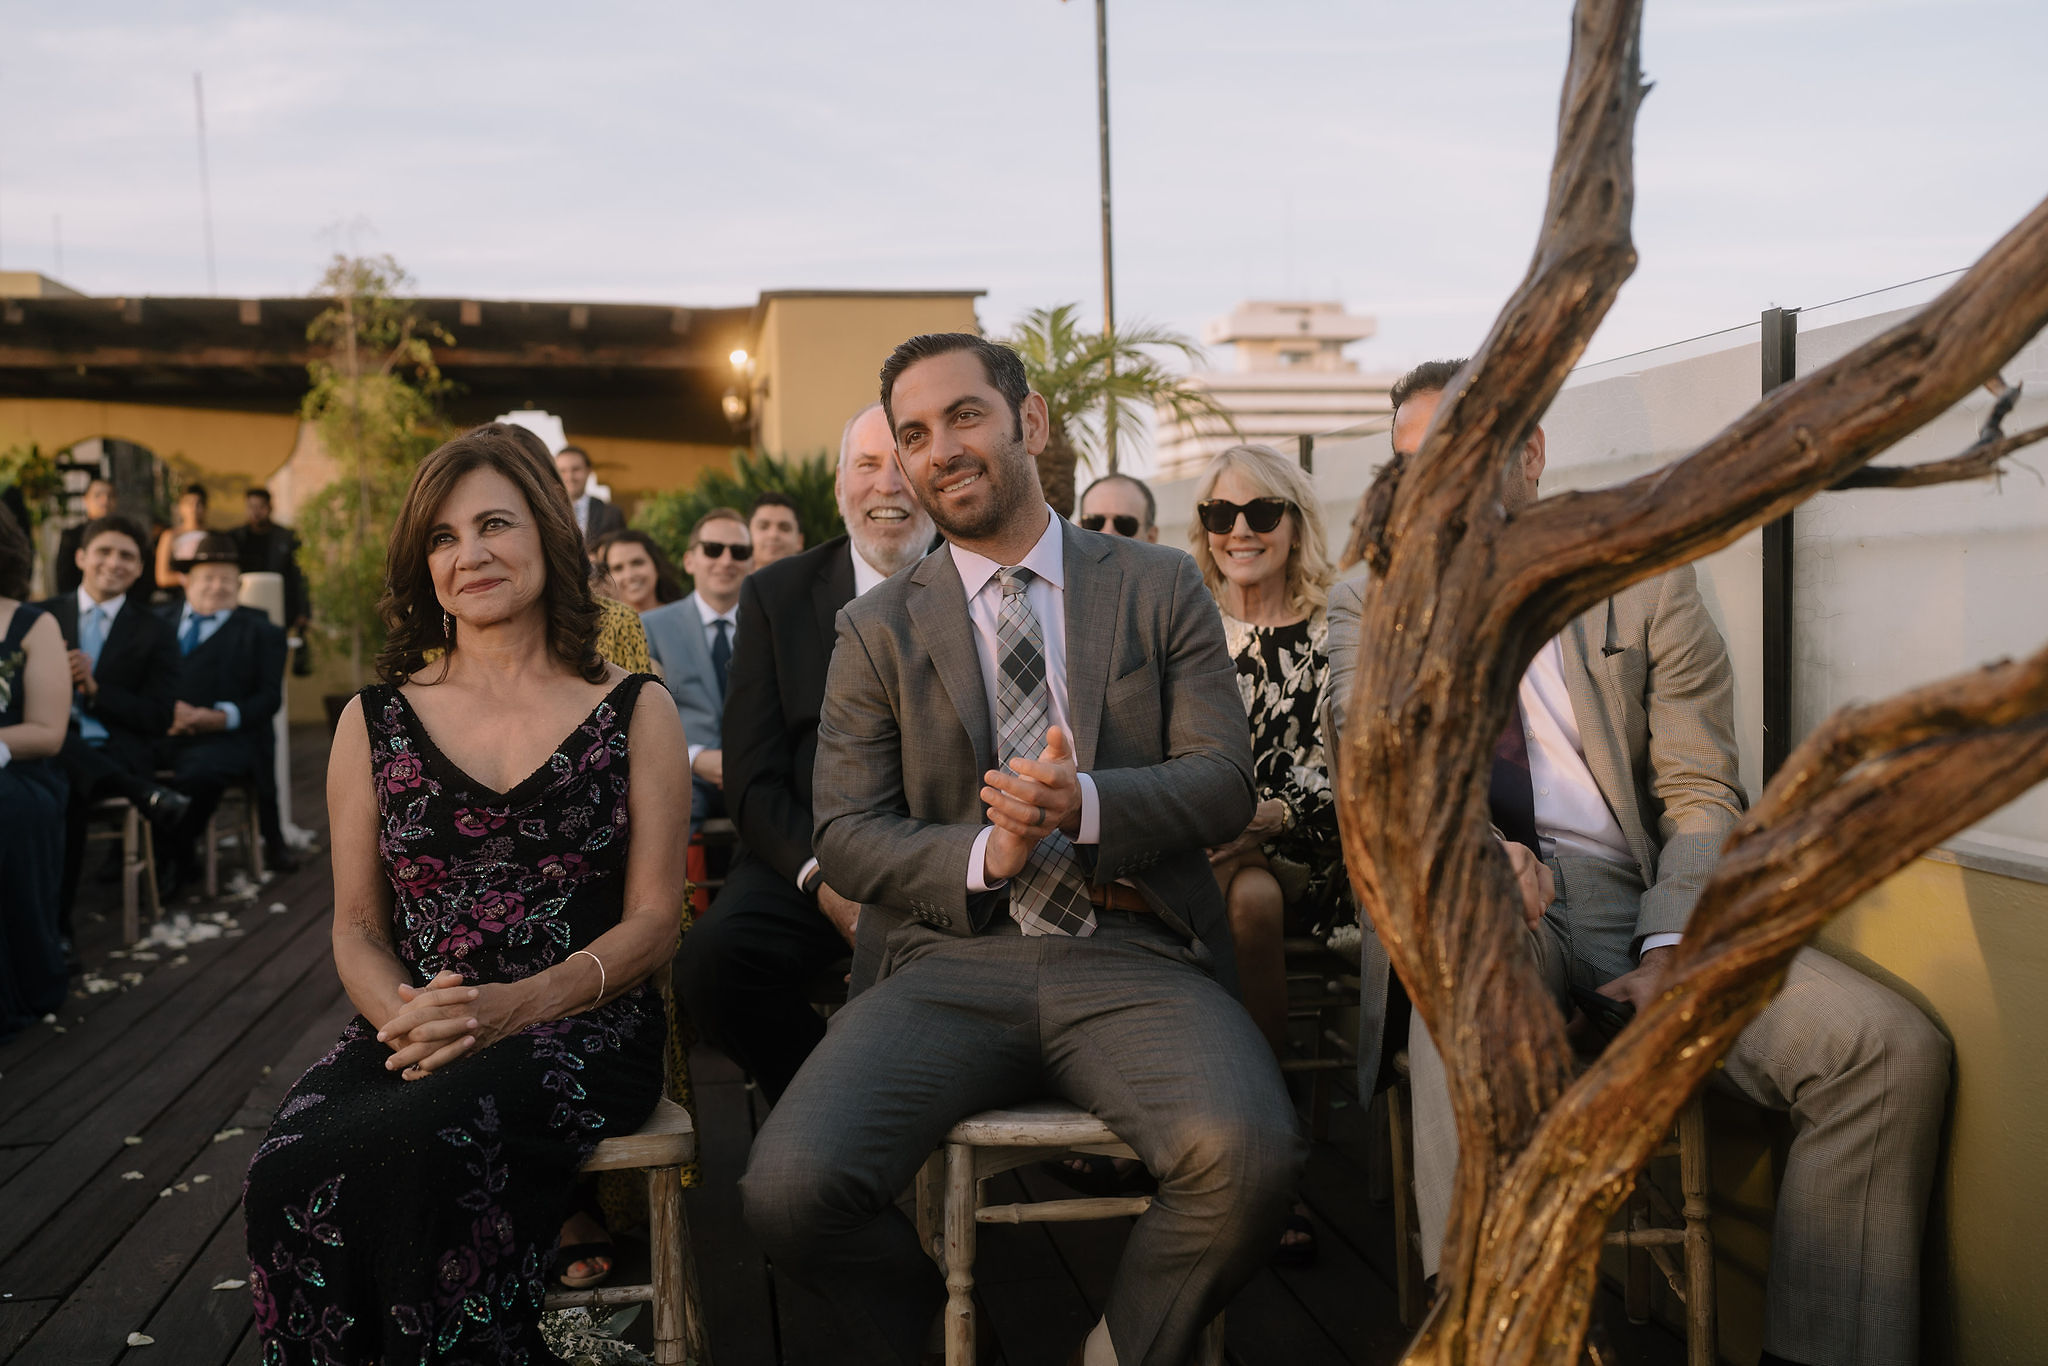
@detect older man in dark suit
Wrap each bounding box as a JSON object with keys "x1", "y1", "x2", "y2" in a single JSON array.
[
  {"x1": 742, "y1": 335, "x2": 1301, "y2": 1366},
  {"x1": 154, "y1": 534, "x2": 288, "y2": 896},
  {"x1": 40, "y1": 516, "x2": 187, "y2": 936},
  {"x1": 676, "y1": 403, "x2": 934, "y2": 1101}
]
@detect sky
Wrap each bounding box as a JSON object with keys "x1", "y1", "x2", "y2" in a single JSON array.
[{"x1": 3, "y1": 0, "x2": 2045, "y2": 382}]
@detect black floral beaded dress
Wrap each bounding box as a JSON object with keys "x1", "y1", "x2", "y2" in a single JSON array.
[{"x1": 244, "y1": 674, "x2": 667, "y2": 1365}]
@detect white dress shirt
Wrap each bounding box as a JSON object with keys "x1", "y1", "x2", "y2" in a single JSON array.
[
  {"x1": 76, "y1": 585, "x2": 128, "y2": 627},
  {"x1": 686, "y1": 594, "x2": 741, "y2": 764},
  {"x1": 176, "y1": 604, "x2": 243, "y2": 730},
  {"x1": 950, "y1": 509, "x2": 1102, "y2": 893},
  {"x1": 1519, "y1": 636, "x2": 1678, "y2": 955},
  {"x1": 572, "y1": 493, "x2": 592, "y2": 535},
  {"x1": 797, "y1": 544, "x2": 908, "y2": 892}
]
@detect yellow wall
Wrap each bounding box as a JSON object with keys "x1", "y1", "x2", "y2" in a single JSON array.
[
  {"x1": 755, "y1": 294, "x2": 982, "y2": 459},
  {"x1": 1626, "y1": 857, "x2": 2048, "y2": 1364},
  {"x1": 573, "y1": 434, "x2": 733, "y2": 510},
  {"x1": 0, "y1": 398, "x2": 301, "y2": 487}
]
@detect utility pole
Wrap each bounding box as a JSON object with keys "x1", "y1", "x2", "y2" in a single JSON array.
[
  {"x1": 1093, "y1": 0, "x2": 1118, "y2": 472},
  {"x1": 193, "y1": 73, "x2": 218, "y2": 294}
]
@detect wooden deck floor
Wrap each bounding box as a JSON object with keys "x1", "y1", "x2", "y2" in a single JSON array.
[{"x1": 0, "y1": 727, "x2": 1686, "y2": 1366}]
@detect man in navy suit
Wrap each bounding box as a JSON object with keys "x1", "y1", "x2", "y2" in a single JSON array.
[
  {"x1": 39, "y1": 516, "x2": 187, "y2": 939},
  {"x1": 641, "y1": 507, "x2": 753, "y2": 833},
  {"x1": 154, "y1": 534, "x2": 288, "y2": 897}
]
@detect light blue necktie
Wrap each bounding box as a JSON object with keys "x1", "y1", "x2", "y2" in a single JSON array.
[{"x1": 76, "y1": 604, "x2": 109, "y2": 744}]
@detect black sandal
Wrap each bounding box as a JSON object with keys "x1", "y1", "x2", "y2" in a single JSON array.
[{"x1": 556, "y1": 1240, "x2": 616, "y2": 1290}]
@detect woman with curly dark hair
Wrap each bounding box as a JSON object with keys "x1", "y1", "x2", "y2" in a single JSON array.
[
  {"x1": 594, "y1": 528, "x2": 684, "y2": 615},
  {"x1": 242, "y1": 423, "x2": 692, "y2": 1363}
]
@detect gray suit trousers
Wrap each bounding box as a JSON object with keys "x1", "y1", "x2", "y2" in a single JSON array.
[
  {"x1": 1408, "y1": 855, "x2": 1950, "y2": 1366},
  {"x1": 741, "y1": 912, "x2": 1304, "y2": 1366}
]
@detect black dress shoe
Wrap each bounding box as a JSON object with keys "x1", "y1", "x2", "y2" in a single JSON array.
[{"x1": 142, "y1": 785, "x2": 192, "y2": 828}]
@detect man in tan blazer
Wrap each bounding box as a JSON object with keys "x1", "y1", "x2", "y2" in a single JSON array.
[
  {"x1": 1330, "y1": 359, "x2": 1951, "y2": 1366},
  {"x1": 742, "y1": 334, "x2": 1302, "y2": 1366}
]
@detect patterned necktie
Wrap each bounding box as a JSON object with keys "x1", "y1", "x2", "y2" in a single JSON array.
[
  {"x1": 1490, "y1": 697, "x2": 1541, "y2": 855},
  {"x1": 180, "y1": 612, "x2": 206, "y2": 656},
  {"x1": 710, "y1": 618, "x2": 732, "y2": 699},
  {"x1": 992, "y1": 567, "x2": 1096, "y2": 937}
]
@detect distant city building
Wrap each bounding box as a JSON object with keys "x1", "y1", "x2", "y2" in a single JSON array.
[{"x1": 1152, "y1": 300, "x2": 1396, "y2": 477}]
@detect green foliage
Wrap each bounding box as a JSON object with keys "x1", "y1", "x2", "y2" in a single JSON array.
[
  {"x1": 634, "y1": 448, "x2": 842, "y2": 592},
  {"x1": 1006, "y1": 303, "x2": 1237, "y2": 471},
  {"x1": 296, "y1": 254, "x2": 452, "y2": 686},
  {"x1": 0, "y1": 443, "x2": 64, "y2": 527}
]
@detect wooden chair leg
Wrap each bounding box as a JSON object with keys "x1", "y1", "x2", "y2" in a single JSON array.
[
  {"x1": 646, "y1": 1164, "x2": 708, "y2": 1365},
  {"x1": 1624, "y1": 1182, "x2": 1653, "y2": 1324},
  {"x1": 204, "y1": 807, "x2": 221, "y2": 899},
  {"x1": 1364, "y1": 1092, "x2": 1393, "y2": 1205},
  {"x1": 247, "y1": 788, "x2": 266, "y2": 882},
  {"x1": 914, "y1": 1150, "x2": 946, "y2": 1268},
  {"x1": 1388, "y1": 1074, "x2": 1426, "y2": 1328},
  {"x1": 120, "y1": 805, "x2": 142, "y2": 944},
  {"x1": 1678, "y1": 1094, "x2": 1716, "y2": 1366},
  {"x1": 943, "y1": 1142, "x2": 977, "y2": 1366},
  {"x1": 139, "y1": 813, "x2": 162, "y2": 925}
]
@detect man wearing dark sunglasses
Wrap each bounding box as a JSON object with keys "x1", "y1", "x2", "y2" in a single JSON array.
[
  {"x1": 644, "y1": 506, "x2": 755, "y2": 833},
  {"x1": 1077, "y1": 473, "x2": 1159, "y2": 543}
]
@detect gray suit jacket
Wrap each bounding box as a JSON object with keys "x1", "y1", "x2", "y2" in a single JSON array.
[
  {"x1": 812, "y1": 517, "x2": 1257, "y2": 996},
  {"x1": 642, "y1": 593, "x2": 724, "y2": 755},
  {"x1": 581, "y1": 497, "x2": 627, "y2": 546},
  {"x1": 1327, "y1": 560, "x2": 1746, "y2": 1093}
]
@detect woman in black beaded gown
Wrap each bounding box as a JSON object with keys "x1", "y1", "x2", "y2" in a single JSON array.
[{"x1": 243, "y1": 424, "x2": 691, "y2": 1364}]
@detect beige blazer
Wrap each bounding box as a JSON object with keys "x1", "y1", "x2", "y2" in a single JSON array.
[{"x1": 1327, "y1": 560, "x2": 1747, "y2": 1091}]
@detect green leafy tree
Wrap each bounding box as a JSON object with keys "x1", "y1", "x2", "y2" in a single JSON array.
[
  {"x1": 634, "y1": 448, "x2": 842, "y2": 593},
  {"x1": 297, "y1": 254, "x2": 451, "y2": 689},
  {"x1": 1006, "y1": 303, "x2": 1236, "y2": 514},
  {"x1": 0, "y1": 443, "x2": 64, "y2": 527}
]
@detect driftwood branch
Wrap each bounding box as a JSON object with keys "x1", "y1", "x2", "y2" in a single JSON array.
[{"x1": 1334, "y1": 1, "x2": 2048, "y2": 1362}]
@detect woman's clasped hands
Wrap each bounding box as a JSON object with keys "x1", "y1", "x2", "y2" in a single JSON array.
[{"x1": 376, "y1": 970, "x2": 525, "y2": 1081}]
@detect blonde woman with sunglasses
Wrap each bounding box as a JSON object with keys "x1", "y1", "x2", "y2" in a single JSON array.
[{"x1": 1190, "y1": 442, "x2": 1341, "y2": 1266}]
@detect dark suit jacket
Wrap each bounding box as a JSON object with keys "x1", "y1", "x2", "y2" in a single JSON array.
[
  {"x1": 724, "y1": 536, "x2": 858, "y2": 883},
  {"x1": 156, "y1": 605, "x2": 288, "y2": 777},
  {"x1": 813, "y1": 517, "x2": 1256, "y2": 995},
  {"x1": 39, "y1": 592, "x2": 179, "y2": 779},
  {"x1": 228, "y1": 523, "x2": 309, "y2": 625},
  {"x1": 54, "y1": 524, "x2": 86, "y2": 597},
  {"x1": 581, "y1": 498, "x2": 627, "y2": 547}
]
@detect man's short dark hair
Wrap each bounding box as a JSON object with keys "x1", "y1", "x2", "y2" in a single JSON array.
[
  {"x1": 1389, "y1": 358, "x2": 1469, "y2": 420},
  {"x1": 749, "y1": 491, "x2": 798, "y2": 517},
  {"x1": 247, "y1": 486, "x2": 272, "y2": 502},
  {"x1": 556, "y1": 444, "x2": 592, "y2": 468},
  {"x1": 1080, "y1": 473, "x2": 1157, "y2": 529},
  {"x1": 181, "y1": 483, "x2": 209, "y2": 506},
  {"x1": 79, "y1": 515, "x2": 147, "y2": 558},
  {"x1": 878, "y1": 333, "x2": 1030, "y2": 435}
]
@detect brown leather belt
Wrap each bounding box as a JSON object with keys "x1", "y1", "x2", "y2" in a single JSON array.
[{"x1": 1088, "y1": 883, "x2": 1152, "y2": 914}]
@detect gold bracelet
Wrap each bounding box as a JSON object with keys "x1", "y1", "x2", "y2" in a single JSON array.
[{"x1": 568, "y1": 948, "x2": 605, "y2": 1010}]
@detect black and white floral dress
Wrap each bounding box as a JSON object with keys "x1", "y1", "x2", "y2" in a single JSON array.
[
  {"x1": 1220, "y1": 609, "x2": 1345, "y2": 928},
  {"x1": 243, "y1": 675, "x2": 667, "y2": 1365}
]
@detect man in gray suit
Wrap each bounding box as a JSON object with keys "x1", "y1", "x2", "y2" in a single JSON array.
[
  {"x1": 1330, "y1": 359, "x2": 1951, "y2": 1366},
  {"x1": 742, "y1": 334, "x2": 1302, "y2": 1366},
  {"x1": 641, "y1": 506, "x2": 753, "y2": 832}
]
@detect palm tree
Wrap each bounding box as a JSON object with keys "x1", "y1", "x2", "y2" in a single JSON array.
[{"x1": 1006, "y1": 304, "x2": 1236, "y2": 514}]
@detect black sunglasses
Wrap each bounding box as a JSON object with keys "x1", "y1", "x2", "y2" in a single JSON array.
[
  {"x1": 1080, "y1": 513, "x2": 1142, "y2": 537},
  {"x1": 1195, "y1": 497, "x2": 1291, "y2": 536},
  {"x1": 694, "y1": 540, "x2": 753, "y2": 561}
]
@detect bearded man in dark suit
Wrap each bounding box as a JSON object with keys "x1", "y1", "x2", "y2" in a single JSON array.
[
  {"x1": 676, "y1": 403, "x2": 935, "y2": 1101},
  {"x1": 742, "y1": 335, "x2": 1301, "y2": 1366}
]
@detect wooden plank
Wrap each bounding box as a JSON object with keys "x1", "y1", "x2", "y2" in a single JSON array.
[
  {"x1": 677, "y1": 1052, "x2": 775, "y2": 1366},
  {"x1": 120, "y1": 1189, "x2": 261, "y2": 1366},
  {"x1": 0, "y1": 928, "x2": 343, "y2": 1296},
  {"x1": 1220, "y1": 1269, "x2": 1353, "y2": 1366},
  {"x1": 223, "y1": 1322, "x2": 264, "y2": 1366},
  {"x1": 0, "y1": 873, "x2": 330, "y2": 1139},
  {"x1": 970, "y1": 1171, "x2": 1099, "y2": 1365},
  {"x1": 13, "y1": 1125, "x2": 263, "y2": 1365},
  {"x1": 0, "y1": 1299, "x2": 57, "y2": 1362},
  {"x1": 0, "y1": 1148, "x2": 40, "y2": 1189}
]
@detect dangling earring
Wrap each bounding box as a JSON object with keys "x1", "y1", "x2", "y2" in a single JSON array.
[{"x1": 443, "y1": 610, "x2": 454, "y2": 642}]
